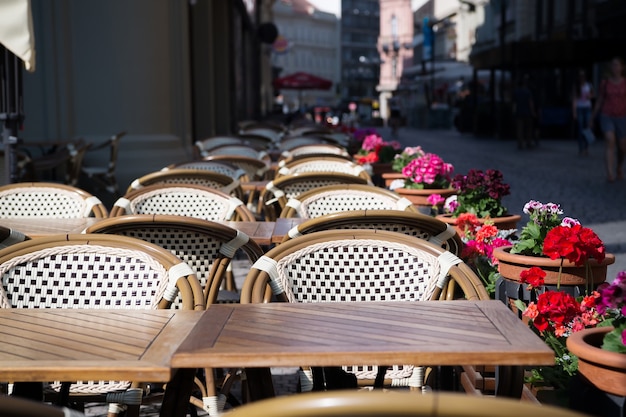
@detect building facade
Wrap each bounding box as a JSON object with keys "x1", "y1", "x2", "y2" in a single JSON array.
[
  {"x1": 271, "y1": 0, "x2": 340, "y2": 112},
  {"x1": 339, "y1": 0, "x2": 380, "y2": 120},
  {"x1": 377, "y1": 0, "x2": 414, "y2": 123}
]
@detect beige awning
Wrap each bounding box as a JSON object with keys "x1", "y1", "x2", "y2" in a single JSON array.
[{"x1": 0, "y1": 0, "x2": 35, "y2": 72}]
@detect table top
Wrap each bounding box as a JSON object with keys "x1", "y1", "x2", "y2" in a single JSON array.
[
  {"x1": 270, "y1": 218, "x2": 305, "y2": 243},
  {"x1": 171, "y1": 301, "x2": 554, "y2": 369},
  {"x1": 1, "y1": 217, "x2": 101, "y2": 238},
  {"x1": 0, "y1": 309, "x2": 203, "y2": 382}
]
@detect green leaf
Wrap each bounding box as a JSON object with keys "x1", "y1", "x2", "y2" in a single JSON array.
[
  {"x1": 601, "y1": 323, "x2": 626, "y2": 354},
  {"x1": 513, "y1": 299, "x2": 528, "y2": 314}
]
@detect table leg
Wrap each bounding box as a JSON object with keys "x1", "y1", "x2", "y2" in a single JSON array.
[
  {"x1": 495, "y1": 365, "x2": 524, "y2": 398},
  {"x1": 242, "y1": 368, "x2": 276, "y2": 403},
  {"x1": 160, "y1": 368, "x2": 196, "y2": 417}
]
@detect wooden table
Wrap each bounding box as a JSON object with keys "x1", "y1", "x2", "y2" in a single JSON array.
[
  {"x1": 223, "y1": 221, "x2": 275, "y2": 246},
  {"x1": 270, "y1": 217, "x2": 305, "y2": 243},
  {"x1": 1, "y1": 217, "x2": 102, "y2": 238},
  {"x1": 0, "y1": 309, "x2": 202, "y2": 383},
  {"x1": 164, "y1": 301, "x2": 554, "y2": 414},
  {"x1": 0, "y1": 309, "x2": 204, "y2": 417}
]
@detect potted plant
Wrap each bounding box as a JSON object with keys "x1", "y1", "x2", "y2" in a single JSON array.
[
  {"x1": 390, "y1": 152, "x2": 456, "y2": 210},
  {"x1": 381, "y1": 146, "x2": 425, "y2": 187},
  {"x1": 456, "y1": 213, "x2": 516, "y2": 297},
  {"x1": 352, "y1": 132, "x2": 401, "y2": 167},
  {"x1": 515, "y1": 270, "x2": 626, "y2": 407},
  {"x1": 493, "y1": 200, "x2": 615, "y2": 321},
  {"x1": 436, "y1": 169, "x2": 521, "y2": 232}
]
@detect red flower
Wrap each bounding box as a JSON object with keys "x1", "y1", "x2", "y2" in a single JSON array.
[
  {"x1": 535, "y1": 291, "x2": 581, "y2": 333},
  {"x1": 520, "y1": 267, "x2": 546, "y2": 290},
  {"x1": 542, "y1": 225, "x2": 606, "y2": 266}
]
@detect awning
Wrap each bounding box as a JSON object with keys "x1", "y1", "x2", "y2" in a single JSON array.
[{"x1": 0, "y1": 0, "x2": 36, "y2": 71}]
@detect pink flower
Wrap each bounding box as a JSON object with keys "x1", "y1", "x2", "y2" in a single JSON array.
[{"x1": 427, "y1": 194, "x2": 445, "y2": 206}]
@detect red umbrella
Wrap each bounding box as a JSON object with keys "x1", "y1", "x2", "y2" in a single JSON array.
[{"x1": 273, "y1": 72, "x2": 332, "y2": 90}]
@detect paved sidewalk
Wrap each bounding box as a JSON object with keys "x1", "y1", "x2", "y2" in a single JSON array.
[{"x1": 382, "y1": 126, "x2": 626, "y2": 280}]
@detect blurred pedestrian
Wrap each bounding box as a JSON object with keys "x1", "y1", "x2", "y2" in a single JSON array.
[
  {"x1": 512, "y1": 75, "x2": 536, "y2": 150},
  {"x1": 591, "y1": 56, "x2": 626, "y2": 182},
  {"x1": 572, "y1": 69, "x2": 595, "y2": 156}
]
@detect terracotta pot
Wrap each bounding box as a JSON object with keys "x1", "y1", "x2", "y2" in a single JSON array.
[
  {"x1": 381, "y1": 172, "x2": 405, "y2": 188},
  {"x1": 493, "y1": 246, "x2": 614, "y2": 286},
  {"x1": 435, "y1": 213, "x2": 521, "y2": 235},
  {"x1": 393, "y1": 187, "x2": 457, "y2": 208},
  {"x1": 369, "y1": 162, "x2": 394, "y2": 176},
  {"x1": 566, "y1": 326, "x2": 626, "y2": 397}
]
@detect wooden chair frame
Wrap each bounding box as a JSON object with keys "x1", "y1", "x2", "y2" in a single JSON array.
[
  {"x1": 110, "y1": 183, "x2": 256, "y2": 221},
  {"x1": 126, "y1": 168, "x2": 244, "y2": 200},
  {"x1": 278, "y1": 184, "x2": 419, "y2": 219},
  {"x1": 202, "y1": 155, "x2": 270, "y2": 181},
  {"x1": 282, "y1": 209, "x2": 464, "y2": 256},
  {"x1": 276, "y1": 156, "x2": 371, "y2": 181},
  {"x1": 80, "y1": 131, "x2": 127, "y2": 196},
  {"x1": 0, "y1": 182, "x2": 108, "y2": 218},
  {"x1": 260, "y1": 172, "x2": 370, "y2": 221},
  {"x1": 163, "y1": 160, "x2": 247, "y2": 181}
]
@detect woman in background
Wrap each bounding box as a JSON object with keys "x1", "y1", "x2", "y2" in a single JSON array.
[
  {"x1": 572, "y1": 70, "x2": 594, "y2": 156},
  {"x1": 591, "y1": 56, "x2": 626, "y2": 182}
]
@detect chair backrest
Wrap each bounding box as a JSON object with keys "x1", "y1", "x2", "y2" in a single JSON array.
[
  {"x1": 261, "y1": 172, "x2": 370, "y2": 221},
  {"x1": 0, "y1": 225, "x2": 30, "y2": 249},
  {"x1": 279, "y1": 184, "x2": 419, "y2": 219},
  {"x1": 85, "y1": 214, "x2": 263, "y2": 305},
  {"x1": 223, "y1": 390, "x2": 586, "y2": 417},
  {"x1": 193, "y1": 136, "x2": 247, "y2": 159},
  {"x1": 206, "y1": 144, "x2": 270, "y2": 161},
  {"x1": 0, "y1": 394, "x2": 86, "y2": 417},
  {"x1": 0, "y1": 182, "x2": 108, "y2": 218},
  {"x1": 276, "y1": 136, "x2": 327, "y2": 151},
  {"x1": 65, "y1": 139, "x2": 92, "y2": 187},
  {"x1": 203, "y1": 155, "x2": 270, "y2": 181},
  {"x1": 110, "y1": 183, "x2": 256, "y2": 221},
  {"x1": 164, "y1": 160, "x2": 247, "y2": 180},
  {"x1": 126, "y1": 169, "x2": 244, "y2": 200},
  {"x1": 241, "y1": 229, "x2": 488, "y2": 304},
  {"x1": 277, "y1": 156, "x2": 370, "y2": 181},
  {"x1": 0, "y1": 233, "x2": 204, "y2": 310},
  {"x1": 283, "y1": 209, "x2": 463, "y2": 255},
  {"x1": 278, "y1": 143, "x2": 351, "y2": 165},
  {"x1": 239, "y1": 129, "x2": 281, "y2": 147}
]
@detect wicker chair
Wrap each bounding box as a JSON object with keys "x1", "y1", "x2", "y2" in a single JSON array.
[
  {"x1": 85, "y1": 214, "x2": 263, "y2": 305},
  {"x1": 0, "y1": 394, "x2": 86, "y2": 417},
  {"x1": 110, "y1": 183, "x2": 256, "y2": 221},
  {"x1": 202, "y1": 155, "x2": 270, "y2": 181},
  {"x1": 223, "y1": 390, "x2": 586, "y2": 417},
  {"x1": 0, "y1": 233, "x2": 204, "y2": 417},
  {"x1": 126, "y1": 169, "x2": 245, "y2": 200},
  {"x1": 278, "y1": 143, "x2": 352, "y2": 166},
  {"x1": 276, "y1": 156, "x2": 371, "y2": 181},
  {"x1": 0, "y1": 225, "x2": 30, "y2": 249},
  {"x1": 163, "y1": 160, "x2": 247, "y2": 181},
  {"x1": 80, "y1": 131, "x2": 127, "y2": 196},
  {"x1": 279, "y1": 184, "x2": 419, "y2": 219},
  {"x1": 205, "y1": 144, "x2": 272, "y2": 164},
  {"x1": 282, "y1": 209, "x2": 463, "y2": 255},
  {"x1": 240, "y1": 229, "x2": 489, "y2": 393},
  {"x1": 87, "y1": 215, "x2": 263, "y2": 415},
  {"x1": 192, "y1": 136, "x2": 247, "y2": 159},
  {"x1": 260, "y1": 172, "x2": 371, "y2": 221},
  {"x1": 0, "y1": 182, "x2": 108, "y2": 218}
]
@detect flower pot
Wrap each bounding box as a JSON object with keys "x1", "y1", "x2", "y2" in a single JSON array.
[
  {"x1": 493, "y1": 246, "x2": 614, "y2": 286},
  {"x1": 493, "y1": 246, "x2": 615, "y2": 319},
  {"x1": 566, "y1": 326, "x2": 626, "y2": 397},
  {"x1": 381, "y1": 172, "x2": 405, "y2": 188},
  {"x1": 393, "y1": 187, "x2": 457, "y2": 209},
  {"x1": 435, "y1": 213, "x2": 521, "y2": 235}
]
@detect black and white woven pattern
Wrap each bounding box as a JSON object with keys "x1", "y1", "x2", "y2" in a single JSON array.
[
  {"x1": 297, "y1": 190, "x2": 408, "y2": 218},
  {"x1": 0, "y1": 188, "x2": 90, "y2": 218}
]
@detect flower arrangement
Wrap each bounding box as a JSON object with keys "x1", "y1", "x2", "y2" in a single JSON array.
[
  {"x1": 399, "y1": 152, "x2": 454, "y2": 189},
  {"x1": 515, "y1": 269, "x2": 626, "y2": 391},
  {"x1": 353, "y1": 133, "x2": 401, "y2": 165},
  {"x1": 391, "y1": 146, "x2": 424, "y2": 172},
  {"x1": 445, "y1": 169, "x2": 511, "y2": 219},
  {"x1": 509, "y1": 200, "x2": 606, "y2": 288},
  {"x1": 456, "y1": 213, "x2": 515, "y2": 295}
]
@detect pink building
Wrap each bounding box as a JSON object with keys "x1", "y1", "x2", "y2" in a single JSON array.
[{"x1": 377, "y1": 0, "x2": 414, "y2": 121}]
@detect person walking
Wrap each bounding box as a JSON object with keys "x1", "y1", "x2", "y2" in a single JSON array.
[
  {"x1": 591, "y1": 56, "x2": 626, "y2": 182},
  {"x1": 572, "y1": 70, "x2": 595, "y2": 156}
]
